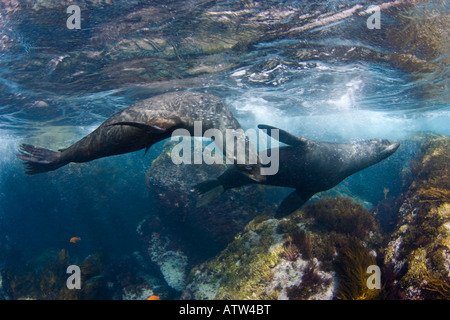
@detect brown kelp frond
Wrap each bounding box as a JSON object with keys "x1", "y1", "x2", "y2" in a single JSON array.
[{"x1": 335, "y1": 237, "x2": 379, "y2": 300}]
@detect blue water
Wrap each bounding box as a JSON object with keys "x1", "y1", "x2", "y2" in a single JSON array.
[{"x1": 0, "y1": 0, "x2": 448, "y2": 299}]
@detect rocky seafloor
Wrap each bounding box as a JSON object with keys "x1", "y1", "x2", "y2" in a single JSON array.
[
  {"x1": 140, "y1": 132, "x2": 450, "y2": 300},
  {"x1": 1, "y1": 132, "x2": 448, "y2": 300}
]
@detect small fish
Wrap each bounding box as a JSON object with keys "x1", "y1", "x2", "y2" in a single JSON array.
[
  {"x1": 70, "y1": 237, "x2": 81, "y2": 243},
  {"x1": 383, "y1": 187, "x2": 389, "y2": 199},
  {"x1": 146, "y1": 295, "x2": 160, "y2": 300}
]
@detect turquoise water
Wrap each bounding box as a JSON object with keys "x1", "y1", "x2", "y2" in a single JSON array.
[{"x1": 0, "y1": 0, "x2": 448, "y2": 300}]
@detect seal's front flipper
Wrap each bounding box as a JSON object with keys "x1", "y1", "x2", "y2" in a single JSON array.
[
  {"x1": 275, "y1": 190, "x2": 311, "y2": 218},
  {"x1": 193, "y1": 179, "x2": 224, "y2": 207},
  {"x1": 16, "y1": 144, "x2": 65, "y2": 175},
  {"x1": 258, "y1": 124, "x2": 308, "y2": 147},
  {"x1": 109, "y1": 122, "x2": 167, "y2": 134}
]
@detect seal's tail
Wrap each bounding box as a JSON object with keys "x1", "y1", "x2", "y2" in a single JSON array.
[
  {"x1": 193, "y1": 179, "x2": 225, "y2": 207},
  {"x1": 16, "y1": 144, "x2": 64, "y2": 175}
]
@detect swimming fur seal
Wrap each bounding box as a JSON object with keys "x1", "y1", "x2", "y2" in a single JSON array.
[
  {"x1": 195, "y1": 124, "x2": 400, "y2": 218},
  {"x1": 17, "y1": 91, "x2": 264, "y2": 182}
]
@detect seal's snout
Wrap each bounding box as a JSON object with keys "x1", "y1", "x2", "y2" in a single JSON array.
[
  {"x1": 381, "y1": 141, "x2": 400, "y2": 157},
  {"x1": 238, "y1": 163, "x2": 266, "y2": 182},
  {"x1": 386, "y1": 142, "x2": 400, "y2": 153}
]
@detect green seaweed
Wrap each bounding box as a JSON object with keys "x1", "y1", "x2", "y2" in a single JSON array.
[
  {"x1": 193, "y1": 217, "x2": 283, "y2": 300},
  {"x1": 381, "y1": 135, "x2": 450, "y2": 299},
  {"x1": 395, "y1": 136, "x2": 450, "y2": 263},
  {"x1": 303, "y1": 197, "x2": 377, "y2": 239}
]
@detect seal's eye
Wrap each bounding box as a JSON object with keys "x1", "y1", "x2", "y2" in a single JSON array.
[{"x1": 244, "y1": 165, "x2": 253, "y2": 171}]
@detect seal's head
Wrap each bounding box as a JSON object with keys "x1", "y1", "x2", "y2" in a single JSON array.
[
  {"x1": 368, "y1": 139, "x2": 400, "y2": 161},
  {"x1": 347, "y1": 138, "x2": 400, "y2": 173}
]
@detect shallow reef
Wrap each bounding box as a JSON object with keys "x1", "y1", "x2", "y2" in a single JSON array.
[
  {"x1": 174, "y1": 133, "x2": 450, "y2": 300},
  {"x1": 383, "y1": 134, "x2": 450, "y2": 299},
  {"x1": 182, "y1": 197, "x2": 383, "y2": 300},
  {"x1": 2, "y1": 133, "x2": 448, "y2": 300}
]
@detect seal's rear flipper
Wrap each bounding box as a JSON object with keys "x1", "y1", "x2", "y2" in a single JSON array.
[
  {"x1": 193, "y1": 179, "x2": 224, "y2": 207},
  {"x1": 275, "y1": 190, "x2": 312, "y2": 218},
  {"x1": 16, "y1": 144, "x2": 64, "y2": 175}
]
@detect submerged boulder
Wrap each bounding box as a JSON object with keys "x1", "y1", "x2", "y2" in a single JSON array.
[
  {"x1": 143, "y1": 139, "x2": 279, "y2": 262},
  {"x1": 138, "y1": 139, "x2": 280, "y2": 293},
  {"x1": 182, "y1": 197, "x2": 382, "y2": 300}
]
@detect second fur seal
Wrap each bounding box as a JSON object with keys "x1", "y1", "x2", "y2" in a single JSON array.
[
  {"x1": 195, "y1": 124, "x2": 400, "y2": 218},
  {"x1": 17, "y1": 91, "x2": 265, "y2": 182}
]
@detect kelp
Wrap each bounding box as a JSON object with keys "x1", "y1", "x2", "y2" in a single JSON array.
[{"x1": 335, "y1": 237, "x2": 379, "y2": 300}]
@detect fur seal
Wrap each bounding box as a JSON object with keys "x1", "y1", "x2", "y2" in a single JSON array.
[
  {"x1": 17, "y1": 91, "x2": 264, "y2": 182},
  {"x1": 195, "y1": 124, "x2": 400, "y2": 218}
]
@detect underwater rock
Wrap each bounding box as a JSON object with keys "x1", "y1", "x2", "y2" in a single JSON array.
[
  {"x1": 383, "y1": 134, "x2": 450, "y2": 299},
  {"x1": 143, "y1": 139, "x2": 279, "y2": 262},
  {"x1": 183, "y1": 197, "x2": 382, "y2": 300},
  {"x1": 144, "y1": 232, "x2": 189, "y2": 293},
  {"x1": 140, "y1": 139, "x2": 280, "y2": 293},
  {"x1": 111, "y1": 253, "x2": 172, "y2": 300}
]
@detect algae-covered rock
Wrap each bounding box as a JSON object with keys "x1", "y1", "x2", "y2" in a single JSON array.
[
  {"x1": 144, "y1": 139, "x2": 279, "y2": 261},
  {"x1": 383, "y1": 134, "x2": 450, "y2": 299},
  {"x1": 183, "y1": 197, "x2": 382, "y2": 300},
  {"x1": 143, "y1": 232, "x2": 189, "y2": 293}
]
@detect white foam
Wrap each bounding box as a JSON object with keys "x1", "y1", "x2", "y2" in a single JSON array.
[{"x1": 227, "y1": 93, "x2": 450, "y2": 143}]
